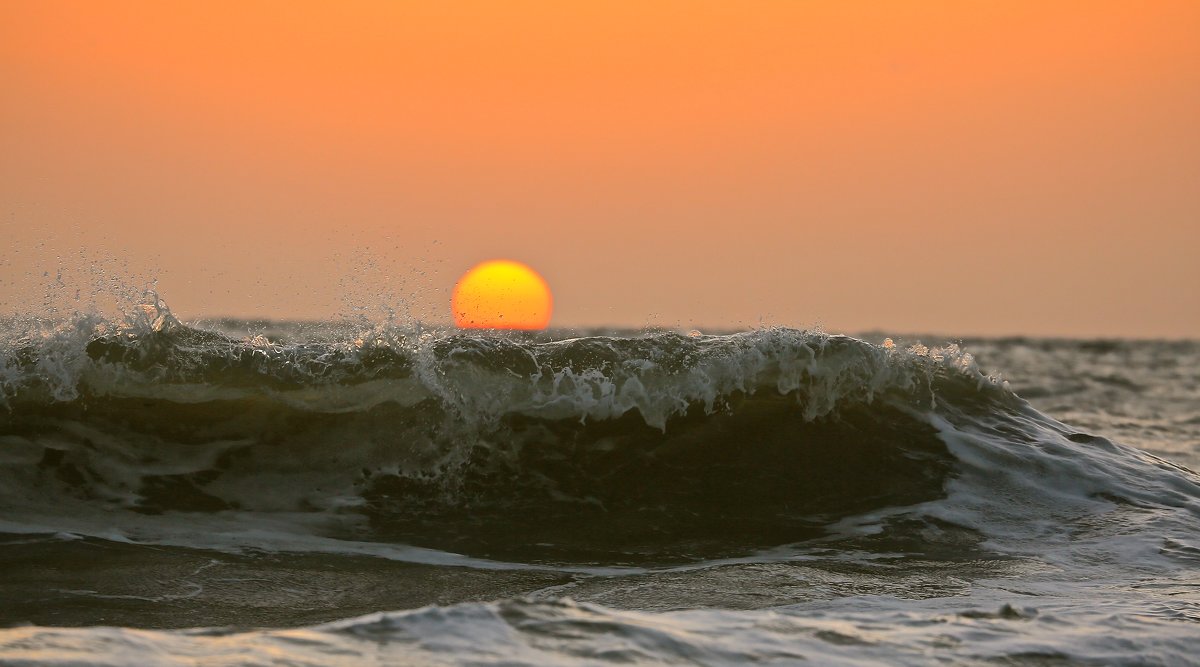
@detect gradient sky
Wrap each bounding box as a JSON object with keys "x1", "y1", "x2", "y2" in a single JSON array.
[{"x1": 2, "y1": 1, "x2": 1197, "y2": 336}]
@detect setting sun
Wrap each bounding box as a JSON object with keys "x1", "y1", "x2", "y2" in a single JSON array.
[{"x1": 451, "y1": 260, "x2": 553, "y2": 330}]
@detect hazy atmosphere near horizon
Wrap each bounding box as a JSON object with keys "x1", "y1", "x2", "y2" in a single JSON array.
[
  {"x1": 3, "y1": 4, "x2": 1200, "y2": 667},
  {"x1": 3, "y1": 1, "x2": 1198, "y2": 336}
]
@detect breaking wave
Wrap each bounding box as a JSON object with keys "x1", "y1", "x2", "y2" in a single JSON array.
[{"x1": 1, "y1": 297, "x2": 1197, "y2": 567}]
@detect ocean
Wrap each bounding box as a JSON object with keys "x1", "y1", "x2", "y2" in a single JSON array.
[{"x1": 1, "y1": 298, "x2": 1198, "y2": 665}]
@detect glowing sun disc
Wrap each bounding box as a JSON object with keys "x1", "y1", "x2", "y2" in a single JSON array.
[{"x1": 452, "y1": 260, "x2": 553, "y2": 330}]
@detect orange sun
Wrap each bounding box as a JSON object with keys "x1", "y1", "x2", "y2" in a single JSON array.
[{"x1": 451, "y1": 260, "x2": 553, "y2": 330}]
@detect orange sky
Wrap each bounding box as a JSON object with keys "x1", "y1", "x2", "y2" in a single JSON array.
[{"x1": 2, "y1": 1, "x2": 1198, "y2": 336}]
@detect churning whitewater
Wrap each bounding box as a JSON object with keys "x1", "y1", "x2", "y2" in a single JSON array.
[{"x1": 1, "y1": 298, "x2": 1198, "y2": 665}]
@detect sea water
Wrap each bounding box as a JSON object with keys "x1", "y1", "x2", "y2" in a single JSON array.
[{"x1": 1, "y1": 300, "x2": 1197, "y2": 665}]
